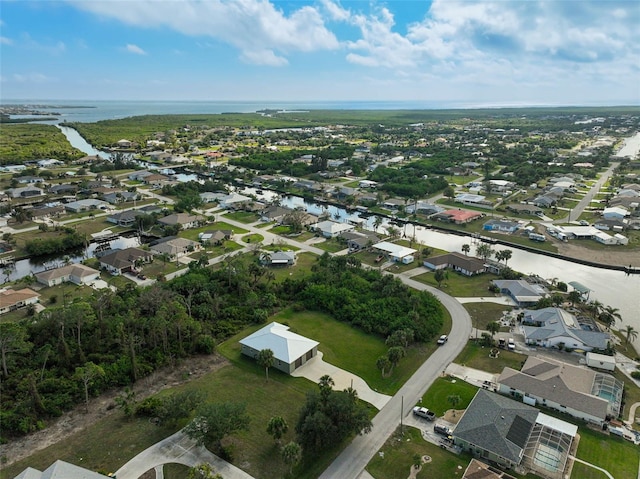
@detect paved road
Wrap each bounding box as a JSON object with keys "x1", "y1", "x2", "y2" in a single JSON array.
[
  {"x1": 319, "y1": 277, "x2": 472, "y2": 479},
  {"x1": 557, "y1": 162, "x2": 618, "y2": 223}
]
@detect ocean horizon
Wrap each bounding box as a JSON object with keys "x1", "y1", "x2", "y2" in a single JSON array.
[{"x1": 2, "y1": 99, "x2": 637, "y2": 124}]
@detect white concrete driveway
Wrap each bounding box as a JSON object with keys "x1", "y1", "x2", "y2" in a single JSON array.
[{"x1": 292, "y1": 352, "x2": 392, "y2": 410}]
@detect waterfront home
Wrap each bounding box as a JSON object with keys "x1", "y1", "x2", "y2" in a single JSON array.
[
  {"x1": 483, "y1": 219, "x2": 520, "y2": 233},
  {"x1": 157, "y1": 213, "x2": 203, "y2": 230},
  {"x1": 312, "y1": 220, "x2": 355, "y2": 238},
  {"x1": 239, "y1": 322, "x2": 318, "y2": 374},
  {"x1": 506, "y1": 204, "x2": 543, "y2": 216},
  {"x1": 372, "y1": 241, "x2": 416, "y2": 264},
  {"x1": 107, "y1": 210, "x2": 147, "y2": 227},
  {"x1": 423, "y1": 252, "x2": 486, "y2": 276},
  {"x1": 150, "y1": 237, "x2": 200, "y2": 259},
  {"x1": 433, "y1": 209, "x2": 483, "y2": 224},
  {"x1": 218, "y1": 193, "x2": 252, "y2": 210},
  {"x1": 341, "y1": 231, "x2": 379, "y2": 252},
  {"x1": 99, "y1": 247, "x2": 152, "y2": 275},
  {"x1": 520, "y1": 307, "x2": 610, "y2": 352},
  {"x1": 64, "y1": 199, "x2": 110, "y2": 212},
  {"x1": 35, "y1": 264, "x2": 100, "y2": 287},
  {"x1": 497, "y1": 356, "x2": 622, "y2": 426}
]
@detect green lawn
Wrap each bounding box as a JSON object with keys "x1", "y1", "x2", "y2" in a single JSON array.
[
  {"x1": 418, "y1": 377, "x2": 478, "y2": 415},
  {"x1": 312, "y1": 238, "x2": 348, "y2": 253},
  {"x1": 179, "y1": 222, "x2": 248, "y2": 241},
  {"x1": 224, "y1": 211, "x2": 260, "y2": 223},
  {"x1": 575, "y1": 426, "x2": 640, "y2": 479},
  {"x1": 412, "y1": 271, "x2": 499, "y2": 297},
  {"x1": 454, "y1": 340, "x2": 527, "y2": 374},
  {"x1": 367, "y1": 426, "x2": 472, "y2": 479},
  {"x1": 268, "y1": 251, "x2": 316, "y2": 282},
  {"x1": 241, "y1": 233, "x2": 264, "y2": 244},
  {"x1": 463, "y1": 302, "x2": 514, "y2": 330}
]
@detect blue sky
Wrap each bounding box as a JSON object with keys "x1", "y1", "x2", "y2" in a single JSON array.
[{"x1": 1, "y1": 0, "x2": 639, "y2": 105}]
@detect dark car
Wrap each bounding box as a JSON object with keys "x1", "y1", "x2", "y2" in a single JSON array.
[{"x1": 434, "y1": 423, "x2": 453, "y2": 436}]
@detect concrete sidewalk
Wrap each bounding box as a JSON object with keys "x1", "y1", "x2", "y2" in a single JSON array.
[
  {"x1": 445, "y1": 363, "x2": 497, "y2": 389},
  {"x1": 292, "y1": 352, "x2": 392, "y2": 410}
]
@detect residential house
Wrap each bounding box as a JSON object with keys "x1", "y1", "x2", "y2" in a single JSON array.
[
  {"x1": 199, "y1": 192, "x2": 226, "y2": 203},
  {"x1": 312, "y1": 220, "x2": 355, "y2": 238},
  {"x1": 423, "y1": 252, "x2": 486, "y2": 276},
  {"x1": 488, "y1": 179, "x2": 515, "y2": 192},
  {"x1": 492, "y1": 279, "x2": 547, "y2": 307},
  {"x1": 48, "y1": 184, "x2": 78, "y2": 196},
  {"x1": 35, "y1": 264, "x2": 100, "y2": 287},
  {"x1": 17, "y1": 176, "x2": 44, "y2": 184},
  {"x1": 532, "y1": 195, "x2": 556, "y2": 208},
  {"x1": 99, "y1": 247, "x2": 153, "y2": 275},
  {"x1": 433, "y1": 209, "x2": 483, "y2": 224},
  {"x1": 36, "y1": 159, "x2": 63, "y2": 168},
  {"x1": 406, "y1": 201, "x2": 444, "y2": 216},
  {"x1": 198, "y1": 229, "x2": 233, "y2": 244},
  {"x1": 103, "y1": 191, "x2": 138, "y2": 205},
  {"x1": 30, "y1": 204, "x2": 65, "y2": 219},
  {"x1": 64, "y1": 199, "x2": 110, "y2": 212},
  {"x1": 218, "y1": 193, "x2": 253, "y2": 210},
  {"x1": 340, "y1": 231, "x2": 379, "y2": 252},
  {"x1": 239, "y1": 322, "x2": 319, "y2": 374},
  {"x1": 138, "y1": 204, "x2": 164, "y2": 215},
  {"x1": 142, "y1": 174, "x2": 170, "y2": 187},
  {"x1": 382, "y1": 198, "x2": 406, "y2": 210},
  {"x1": 6, "y1": 186, "x2": 45, "y2": 199},
  {"x1": 593, "y1": 218, "x2": 626, "y2": 231},
  {"x1": 150, "y1": 237, "x2": 200, "y2": 259},
  {"x1": 0, "y1": 288, "x2": 40, "y2": 315},
  {"x1": 128, "y1": 170, "x2": 155, "y2": 181},
  {"x1": 359, "y1": 180, "x2": 377, "y2": 188},
  {"x1": 260, "y1": 205, "x2": 294, "y2": 223},
  {"x1": 106, "y1": 210, "x2": 147, "y2": 227},
  {"x1": 497, "y1": 356, "x2": 622, "y2": 425},
  {"x1": 520, "y1": 307, "x2": 610, "y2": 351},
  {"x1": 506, "y1": 204, "x2": 543, "y2": 216},
  {"x1": 602, "y1": 206, "x2": 629, "y2": 221},
  {"x1": 157, "y1": 213, "x2": 203, "y2": 230},
  {"x1": 15, "y1": 459, "x2": 110, "y2": 479},
  {"x1": 372, "y1": 241, "x2": 417, "y2": 264},
  {"x1": 462, "y1": 459, "x2": 503, "y2": 479},
  {"x1": 453, "y1": 389, "x2": 577, "y2": 479},
  {"x1": 260, "y1": 250, "x2": 296, "y2": 266},
  {"x1": 483, "y1": 219, "x2": 520, "y2": 233},
  {"x1": 116, "y1": 139, "x2": 133, "y2": 148},
  {"x1": 455, "y1": 194, "x2": 492, "y2": 209}
]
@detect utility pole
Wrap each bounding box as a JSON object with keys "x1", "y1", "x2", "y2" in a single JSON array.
[{"x1": 400, "y1": 395, "x2": 404, "y2": 436}]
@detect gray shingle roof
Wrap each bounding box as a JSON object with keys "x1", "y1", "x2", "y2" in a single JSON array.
[{"x1": 454, "y1": 390, "x2": 538, "y2": 464}]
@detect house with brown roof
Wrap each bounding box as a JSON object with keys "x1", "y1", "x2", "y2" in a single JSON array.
[
  {"x1": 35, "y1": 264, "x2": 100, "y2": 287},
  {"x1": 433, "y1": 209, "x2": 483, "y2": 224},
  {"x1": 0, "y1": 288, "x2": 40, "y2": 315},
  {"x1": 157, "y1": 213, "x2": 203, "y2": 230},
  {"x1": 150, "y1": 237, "x2": 200, "y2": 259},
  {"x1": 423, "y1": 252, "x2": 486, "y2": 276},
  {"x1": 497, "y1": 356, "x2": 623, "y2": 425},
  {"x1": 99, "y1": 247, "x2": 153, "y2": 275}
]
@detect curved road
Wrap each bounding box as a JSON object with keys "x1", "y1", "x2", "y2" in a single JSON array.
[{"x1": 319, "y1": 277, "x2": 472, "y2": 479}]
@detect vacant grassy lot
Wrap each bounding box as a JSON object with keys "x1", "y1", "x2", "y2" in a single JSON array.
[
  {"x1": 224, "y1": 211, "x2": 260, "y2": 223},
  {"x1": 312, "y1": 238, "x2": 348, "y2": 253},
  {"x1": 463, "y1": 302, "x2": 513, "y2": 330},
  {"x1": 454, "y1": 340, "x2": 527, "y2": 374},
  {"x1": 367, "y1": 426, "x2": 471, "y2": 479},
  {"x1": 419, "y1": 377, "x2": 478, "y2": 415},
  {"x1": 268, "y1": 251, "x2": 316, "y2": 282},
  {"x1": 412, "y1": 271, "x2": 499, "y2": 297},
  {"x1": 179, "y1": 222, "x2": 248, "y2": 241}
]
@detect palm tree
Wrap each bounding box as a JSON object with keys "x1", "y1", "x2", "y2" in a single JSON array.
[
  {"x1": 447, "y1": 394, "x2": 461, "y2": 417},
  {"x1": 257, "y1": 348, "x2": 274, "y2": 381},
  {"x1": 599, "y1": 305, "x2": 622, "y2": 331},
  {"x1": 589, "y1": 300, "x2": 604, "y2": 319},
  {"x1": 486, "y1": 321, "x2": 500, "y2": 340},
  {"x1": 461, "y1": 244, "x2": 470, "y2": 256},
  {"x1": 624, "y1": 325, "x2": 638, "y2": 345}
]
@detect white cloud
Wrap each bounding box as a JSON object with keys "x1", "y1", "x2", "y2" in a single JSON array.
[
  {"x1": 125, "y1": 44, "x2": 146, "y2": 55},
  {"x1": 71, "y1": 0, "x2": 339, "y2": 66},
  {"x1": 321, "y1": 0, "x2": 350, "y2": 21},
  {"x1": 12, "y1": 73, "x2": 52, "y2": 83},
  {"x1": 20, "y1": 34, "x2": 66, "y2": 55},
  {"x1": 1, "y1": 36, "x2": 13, "y2": 45}
]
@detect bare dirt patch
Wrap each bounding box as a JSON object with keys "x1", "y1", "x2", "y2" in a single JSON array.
[
  {"x1": 1, "y1": 354, "x2": 229, "y2": 467},
  {"x1": 443, "y1": 409, "x2": 464, "y2": 424},
  {"x1": 555, "y1": 241, "x2": 639, "y2": 268}
]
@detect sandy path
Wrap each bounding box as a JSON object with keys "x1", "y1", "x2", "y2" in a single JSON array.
[{"x1": 0, "y1": 354, "x2": 229, "y2": 468}]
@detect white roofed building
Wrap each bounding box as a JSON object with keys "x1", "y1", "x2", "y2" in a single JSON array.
[
  {"x1": 240, "y1": 322, "x2": 319, "y2": 374},
  {"x1": 373, "y1": 241, "x2": 417, "y2": 264}
]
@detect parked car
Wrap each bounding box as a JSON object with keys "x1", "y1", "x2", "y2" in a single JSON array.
[
  {"x1": 508, "y1": 338, "x2": 516, "y2": 351},
  {"x1": 437, "y1": 335, "x2": 448, "y2": 345},
  {"x1": 413, "y1": 406, "x2": 436, "y2": 421},
  {"x1": 434, "y1": 423, "x2": 453, "y2": 437}
]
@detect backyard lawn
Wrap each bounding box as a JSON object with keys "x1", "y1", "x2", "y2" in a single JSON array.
[
  {"x1": 224, "y1": 211, "x2": 260, "y2": 223},
  {"x1": 575, "y1": 426, "x2": 640, "y2": 479},
  {"x1": 418, "y1": 377, "x2": 478, "y2": 416},
  {"x1": 463, "y1": 302, "x2": 514, "y2": 330}
]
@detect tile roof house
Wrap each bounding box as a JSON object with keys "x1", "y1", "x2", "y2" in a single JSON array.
[
  {"x1": 453, "y1": 390, "x2": 577, "y2": 479},
  {"x1": 99, "y1": 247, "x2": 153, "y2": 275},
  {"x1": 492, "y1": 280, "x2": 548, "y2": 307},
  {"x1": 240, "y1": 322, "x2": 319, "y2": 374},
  {"x1": 433, "y1": 209, "x2": 483, "y2": 224},
  {"x1": 198, "y1": 229, "x2": 233, "y2": 244},
  {"x1": 106, "y1": 210, "x2": 147, "y2": 227},
  {"x1": 520, "y1": 307, "x2": 610, "y2": 351},
  {"x1": 423, "y1": 252, "x2": 486, "y2": 276},
  {"x1": 497, "y1": 356, "x2": 622, "y2": 425},
  {"x1": 35, "y1": 264, "x2": 100, "y2": 287},
  {"x1": 260, "y1": 205, "x2": 294, "y2": 223},
  {"x1": 15, "y1": 460, "x2": 110, "y2": 479},
  {"x1": 0, "y1": 288, "x2": 40, "y2": 315}
]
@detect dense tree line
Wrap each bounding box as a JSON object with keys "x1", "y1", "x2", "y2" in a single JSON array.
[
  {"x1": 0, "y1": 124, "x2": 85, "y2": 164},
  {"x1": 1, "y1": 253, "x2": 444, "y2": 440},
  {"x1": 368, "y1": 165, "x2": 449, "y2": 199},
  {"x1": 24, "y1": 230, "x2": 87, "y2": 257}
]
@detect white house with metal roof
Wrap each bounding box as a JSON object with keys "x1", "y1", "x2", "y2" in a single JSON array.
[
  {"x1": 312, "y1": 220, "x2": 355, "y2": 238},
  {"x1": 372, "y1": 241, "x2": 417, "y2": 264},
  {"x1": 15, "y1": 460, "x2": 110, "y2": 479},
  {"x1": 240, "y1": 322, "x2": 319, "y2": 374}
]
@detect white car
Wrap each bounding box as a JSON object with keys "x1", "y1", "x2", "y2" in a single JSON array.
[
  {"x1": 437, "y1": 335, "x2": 448, "y2": 345},
  {"x1": 508, "y1": 338, "x2": 516, "y2": 350}
]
